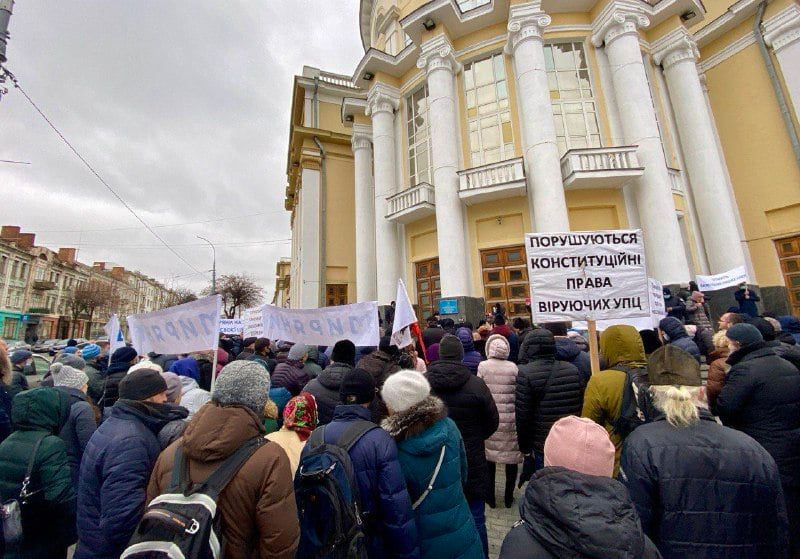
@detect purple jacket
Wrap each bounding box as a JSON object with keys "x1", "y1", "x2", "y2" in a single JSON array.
[
  {"x1": 457, "y1": 328, "x2": 483, "y2": 374},
  {"x1": 270, "y1": 359, "x2": 310, "y2": 396}
]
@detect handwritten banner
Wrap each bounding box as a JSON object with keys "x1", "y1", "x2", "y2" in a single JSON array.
[
  {"x1": 575, "y1": 277, "x2": 666, "y2": 331},
  {"x1": 261, "y1": 301, "x2": 379, "y2": 347},
  {"x1": 696, "y1": 265, "x2": 749, "y2": 291},
  {"x1": 219, "y1": 319, "x2": 243, "y2": 335},
  {"x1": 242, "y1": 306, "x2": 265, "y2": 338},
  {"x1": 127, "y1": 295, "x2": 221, "y2": 356}
]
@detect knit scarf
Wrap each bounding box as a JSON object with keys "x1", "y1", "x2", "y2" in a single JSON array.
[{"x1": 381, "y1": 396, "x2": 447, "y2": 442}]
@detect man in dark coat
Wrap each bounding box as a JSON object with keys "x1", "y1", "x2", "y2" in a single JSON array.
[
  {"x1": 358, "y1": 336, "x2": 402, "y2": 387},
  {"x1": 658, "y1": 317, "x2": 701, "y2": 362},
  {"x1": 303, "y1": 368, "x2": 420, "y2": 559},
  {"x1": 8, "y1": 349, "x2": 31, "y2": 399},
  {"x1": 516, "y1": 329, "x2": 584, "y2": 470},
  {"x1": 51, "y1": 362, "x2": 97, "y2": 487},
  {"x1": 734, "y1": 282, "x2": 761, "y2": 317},
  {"x1": 543, "y1": 322, "x2": 592, "y2": 382},
  {"x1": 623, "y1": 344, "x2": 789, "y2": 558},
  {"x1": 713, "y1": 323, "x2": 800, "y2": 556},
  {"x1": 422, "y1": 317, "x2": 445, "y2": 349},
  {"x1": 662, "y1": 287, "x2": 686, "y2": 322},
  {"x1": 304, "y1": 339, "x2": 356, "y2": 425},
  {"x1": 75, "y1": 368, "x2": 175, "y2": 559},
  {"x1": 426, "y1": 334, "x2": 499, "y2": 557},
  {"x1": 94, "y1": 345, "x2": 139, "y2": 409},
  {"x1": 270, "y1": 343, "x2": 310, "y2": 396}
]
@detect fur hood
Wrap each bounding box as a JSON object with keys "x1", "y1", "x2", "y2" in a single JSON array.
[{"x1": 381, "y1": 396, "x2": 447, "y2": 442}]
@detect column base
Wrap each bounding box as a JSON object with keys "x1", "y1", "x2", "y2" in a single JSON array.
[{"x1": 439, "y1": 296, "x2": 486, "y2": 328}]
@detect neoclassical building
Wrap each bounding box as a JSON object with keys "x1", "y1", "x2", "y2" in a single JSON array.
[{"x1": 283, "y1": 0, "x2": 800, "y2": 319}]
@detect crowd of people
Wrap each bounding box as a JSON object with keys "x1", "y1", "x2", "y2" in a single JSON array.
[{"x1": 0, "y1": 283, "x2": 798, "y2": 559}]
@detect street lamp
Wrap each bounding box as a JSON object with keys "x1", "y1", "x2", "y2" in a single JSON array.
[{"x1": 197, "y1": 236, "x2": 216, "y2": 294}]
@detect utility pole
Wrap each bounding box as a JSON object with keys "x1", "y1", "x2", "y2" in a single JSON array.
[
  {"x1": 197, "y1": 236, "x2": 216, "y2": 295},
  {"x1": 0, "y1": 0, "x2": 14, "y2": 102}
]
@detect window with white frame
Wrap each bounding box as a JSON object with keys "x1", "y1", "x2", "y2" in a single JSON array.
[
  {"x1": 544, "y1": 42, "x2": 601, "y2": 154},
  {"x1": 464, "y1": 54, "x2": 514, "y2": 166},
  {"x1": 407, "y1": 86, "x2": 433, "y2": 185}
]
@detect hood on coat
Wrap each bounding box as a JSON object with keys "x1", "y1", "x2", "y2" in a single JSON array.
[
  {"x1": 520, "y1": 467, "x2": 648, "y2": 559},
  {"x1": 381, "y1": 396, "x2": 448, "y2": 445},
  {"x1": 456, "y1": 327, "x2": 476, "y2": 353},
  {"x1": 179, "y1": 375, "x2": 201, "y2": 392},
  {"x1": 554, "y1": 337, "x2": 581, "y2": 362},
  {"x1": 426, "y1": 360, "x2": 471, "y2": 393},
  {"x1": 486, "y1": 334, "x2": 510, "y2": 360},
  {"x1": 111, "y1": 399, "x2": 186, "y2": 434},
  {"x1": 518, "y1": 329, "x2": 556, "y2": 364},
  {"x1": 182, "y1": 402, "x2": 265, "y2": 462},
  {"x1": 659, "y1": 317, "x2": 689, "y2": 341},
  {"x1": 778, "y1": 316, "x2": 800, "y2": 334},
  {"x1": 599, "y1": 325, "x2": 646, "y2": 368},
  {"x1": 318, "y1": 362, "x2": 353, "y2": 390},
  {"x1": 169, "y1": 357, "x2": 201, "y2": 380},
  {"x1": 11, "y1": 387, "x2": 71, "y2": 434}
]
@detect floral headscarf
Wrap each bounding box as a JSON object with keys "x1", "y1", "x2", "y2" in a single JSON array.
[{"x1": 283, "y1": 392, "x2": 319, "y2": 441}]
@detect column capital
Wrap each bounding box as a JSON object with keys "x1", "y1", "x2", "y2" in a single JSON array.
[
  {"x1": 417, "y1": 34, "x2": 461, "y2": 76},
  {"x1": 591, "y1": 0, "x2": 650, "y2": 48},
  {"x1": 351, "y1": 124, "x2": 373, "y2": 152},
  {"x1": 365, "y1": 83, "x2": 400, "y2": 117},
  {"x1": 652, "y1": 27, "x2": 699, "y2": 70},
  {"x1": 505, "y1": 3, "x2": 551, "y2": 54},
  {"x1": 763, "y1": 4, "x2": 800, "y2": 53}
]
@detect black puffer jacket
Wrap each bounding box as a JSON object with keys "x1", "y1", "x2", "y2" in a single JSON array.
[
  {"x1": 303, "y1": 362, "x2": 353, "y2": 425},
  {"x1": 426, "y1": 359, "x2": 499, "y2": 501},
  {"x1": 270, "y1": 358, "x2": 310, "y2": 397},
  {"x1": 621, "y1": 412, "x2": 789, "y2": 558},
  {"x1": 516, "y1": 329, "x2": 584, "y2": 455},
  {"x1": 500, "y1": 467, "x2": 661, "y2": 559}
]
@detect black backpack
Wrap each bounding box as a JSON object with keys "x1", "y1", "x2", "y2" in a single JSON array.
[
  {"x1": 295, "y1": 420, "x2": 377, "y2": 559},
  {"x1": 121, "y1": 437, "x2": 266, "y2": 559},
  {"x1": 610, "y1": 365, "x2": 649, "y2": 440}
]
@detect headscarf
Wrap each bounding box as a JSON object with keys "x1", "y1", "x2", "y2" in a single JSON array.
[{"x1": 283, "y1": 392, "x2": 318, "y2": 441}]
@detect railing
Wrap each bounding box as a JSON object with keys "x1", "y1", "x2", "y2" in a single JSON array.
[
  {"x1": 317, "y1": 71, "x2": 359, "y2": 90},
  {"x1": 32, "y1": 280, "x2": 57, "y2": 290},
  {"x1": 668, "y1": 168, "x2": 684, "y2": 194},
  {"x1": 560, "y1": 146, "x2": 641, "y2": 179},
  {"x1": 387, "y1": 183, "x2": 436, "y2": 217},
  {"x1": 458, "y1": 157, "x2": 525, "y2": 194}
]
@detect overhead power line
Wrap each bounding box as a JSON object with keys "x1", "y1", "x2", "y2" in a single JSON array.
[
  {"x1": 1, "y1": 64, "x2": 206, "y2": 277},
  {"x1": 55, "y1": 238, "x2": 292, "y2": 249}
]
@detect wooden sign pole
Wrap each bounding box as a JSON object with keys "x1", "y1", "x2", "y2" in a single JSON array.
[{"x1": 587, "y1": 319, "x2": 601, "y2": 376}]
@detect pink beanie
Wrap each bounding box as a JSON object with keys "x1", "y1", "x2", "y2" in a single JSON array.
[{"x1": 544, "y1": 416, "x2": 615, "y2": 477}]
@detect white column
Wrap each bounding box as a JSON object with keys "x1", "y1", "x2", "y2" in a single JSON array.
[
  {"x1": 351, "y1": 125, "x2": 378, "y2": 302},
  {"x1": 417, "y1": 35, "x2": 472, "y2": 297},
  {"x1": 653, "y1": 29, "x2": 746, "y2": 273},
  {"x1": 366, "y1": 84, "x2": 402, "y2": 304},
  {"x1": 592, "y1": 5, "x2": 691, "y2": 284},
  {"x1": 505, "y1": 3, "x2": 571, "y2": 232},
  {"x1": 299, "y1": 164, "x2": 321, "y2": 308},
  {"x1": 764, "y1": 4, "x2": 800, "y2": 119}
]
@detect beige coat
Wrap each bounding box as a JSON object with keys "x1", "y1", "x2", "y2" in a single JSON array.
[{"x1": 266, "y1": 427, "x2": 306, "y2": 474}]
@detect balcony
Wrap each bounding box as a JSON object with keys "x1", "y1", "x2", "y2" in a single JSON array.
[
  {"x1": 458, "y1": 157, "x2": 526, "y2": 205},
  {"x1": 32, "y1": 280, "x2": 57, "y2": 291},
  {"x1": 560, "y1": 146, "x2": 644, "y2": 189},
  {"x1": 668, "y1": 167, "x2": 685, "y2": 194},
  {"x1": 386, "y1": 183, "x2": 436, "y2": 224}
]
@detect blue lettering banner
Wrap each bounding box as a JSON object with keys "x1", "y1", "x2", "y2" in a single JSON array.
[
  {"x1": 127, "y1": 295, "x2": 222, "y2": 356},
  {"x1": 261, "y1": 301, "x2": 379, "y2": 347}
]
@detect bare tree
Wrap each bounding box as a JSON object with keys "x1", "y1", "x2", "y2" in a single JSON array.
[
  {"x1": 67, "y1": 279, "x2": 120, "y2": 338},
  {"x1": 214, "y1": 274, "x2": 263, "y2": 318},
  {"x1": 168, "y1": 287, "x2": 198, "y2": 307}
]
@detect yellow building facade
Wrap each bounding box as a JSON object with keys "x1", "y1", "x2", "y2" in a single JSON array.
[{"x1": 283, "y1": 0, "x2": 800, "y2": 319}]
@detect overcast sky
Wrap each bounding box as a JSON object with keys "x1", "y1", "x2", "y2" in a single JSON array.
[{"x1": 0, "y1": 1, "x2": 363, "y2": 299}]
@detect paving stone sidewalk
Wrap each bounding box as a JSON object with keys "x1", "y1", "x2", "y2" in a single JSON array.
[{"x1": 485, "y1": 472, "x2": 522, "y2": 558}]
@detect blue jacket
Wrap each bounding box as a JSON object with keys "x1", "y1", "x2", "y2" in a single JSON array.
[
  {"x1": 55, "y1": 386, "x2": 97, "y2": 487},
  {"x1": 779, "y1": 316, "x2": 800, "y2": 345},
  {"x1": 169, "y1": 356, "x2": 201, "y2": 383},
  {"x1": 457, "y1": 328, "x2": 483, "y2": 374},
  {"x1": 320, "y1": 405, "x2": 420, "y2": 559},
  {"x1": 75, "y1": 400, "x2": 174, "y2": 559},
  {"x1": 621, "y1": 412, "x2": 789, "y2": 558},
  {"x1": 554, "y1": 337, "x2": 592, "y2": 382},
  {"x1": 383, "y1": 398, "x2": 483, "y2": 559},
  {"x1": 659, "y1": 317, "x2": 701, "y2": 362}
]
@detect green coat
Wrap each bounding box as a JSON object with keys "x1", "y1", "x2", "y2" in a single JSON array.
[{"x1": 0, "y1": 388, "x2": 76, "y2": 558}]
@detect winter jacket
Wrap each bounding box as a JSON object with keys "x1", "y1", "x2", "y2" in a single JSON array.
[
  {"x1": 663, "y1": 292, "x2": 685, "y2": 322},
  {"x1": 0, "y1": 384, "x2": 12, "y2": 443},
  {"x1": 734, "y1": 288, "x2": 760, "y2": 317},
  {"x1": 422, "y1": 326, "x2": 446, "y2": 349},
  {"x1": 149, "y1": 353, "x2": 178, "y2": 372},
  {"x1": 169, "y1": 356, "x2": 201, "y2": 383},
  {"x1": 426, "y1": 359, "x2": 499, "y2": 501},
  {"x1": 477, "y1": 335, "x2": 522, "y2": 465},
  {"x1": 178, "y1": 375, "x2": 211, "y2": 420},
  {"x1": 54, "y1": 386, "x2": 97, "y2": 487},
  {"x1": 658, "y1": 317, "x2": 701, "y2": 362},
  {"x1": 779, "y1": 316, "x2": 800, "y2": 345},
  {"x1": 516, "y1": 329, "x2": 584, "y2": 456},
  {"x1": 304, "y1": 361, "x2": 353, "y2": 425},
  {"x1": 97, "y1": 359, "x2": 132, "y2": 410},
  {"x1": 0, "y1": 388, "x2": 76, "y2": 559},
  {"x1": 148, "y1": 403, "x2": 300, "y2": 559},
  {"x1": 705, "y1": 347, "x2": 730, "y2": 408},
  {"x1": 685, "y1": 299, "x2": 713, "y2": 330},
  {"x1": 9, "y1": 366, "x2": 29, "y2": 400},
  {"x1": 270, "y1": 358, "x2": 310, "y2": 396},
  {"x1": 303, "y1": 347, "x2": 323, "y2": 380},
  {"x1": 156, "y1": 403, "x2": 189, "y2": 449},
  {"x1": 582, "y1": 325, "x2": 648, "y2": 475},
  {"x1": 554, "y1": 336, "x2": 592, "y2": 383},
  {"x1": 456, "y1": 328, "x2": 483, "y2": 374},
  {"x1": 266, "y1": 426, "x2": 306, "y2": 473},
  {"x1": 500, "y1": 467, "x2": 660, "y2": 559},
  {"x1": 381, "y1": 397, "x2": 483, "y2": 559},
  {"x1": 359, "y1": 350, "x2": 402, "y2": 387},
  {"x1": 621, "y1": 412, "x2": 789, "y2": 558},
  {"x1": 84, "y1": 363, "x2": 104, "y2": 403},
  {"x1": 311, "y1": 404, "x2": 420, "y2": 559},
  {"x1": 75, "y1": 400, "x2": 177, "y2": 559}
]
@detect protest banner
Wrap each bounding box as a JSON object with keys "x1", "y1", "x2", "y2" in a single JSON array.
[
  {"x1": 104, "y1": 313, "x2": 126, "y2": 354},
  {"x1": 242, "y1": 306, "x2": 265, "y2": 338},
  {"x1": 261, "y1": 301, "x2": 379, "y2": 347},
  {"x1": 219, "y1": 319, "x2": 243, "y2": 335},
  {"x1": 696, "y1": 265, "x2": 749, "y2": 292},
  {"x1": 575, "y1": 277, "x2": 666, "y2": 331},
  {"x1": 127, "y1": 295, "x2": 222, "y2": 357},
  {"x1": 390, "y1": 279, "x2": 417, "y2": 349}
]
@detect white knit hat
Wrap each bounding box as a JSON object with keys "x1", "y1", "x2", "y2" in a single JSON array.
[
  {"x1": 381, "y1": 369, "x2": 430, "y2": 413},
  {"x1": 51, "y1": 362, "x2": 89, "y2": 391},
  {"x1": 129, "y1": 360, "x2": 164, "y2": 374}
]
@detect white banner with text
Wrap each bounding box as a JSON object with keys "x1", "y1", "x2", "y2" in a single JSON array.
[
  {"x1": 219, "y1": 319, "x2": 244, "y2": 335},
  {"x1": 260, "y1": 302, "x2": 379, "y2": 347},
  {"x1": 575, "y1": 277, "x2": 666, "y2": 331},
  {"x1": 128, "y1": 295, "x2": 222, "y2": 356},
  {"x1": 242, "y1": 306, "x2": 265, "y2": 338},
  {"x1": 696, "y1": 265, "x2": 749, "y2": 292}
]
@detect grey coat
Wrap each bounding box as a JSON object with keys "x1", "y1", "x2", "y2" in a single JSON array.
[{"x1": 55, "y1": 386, "x2": 97, "y2": 487}]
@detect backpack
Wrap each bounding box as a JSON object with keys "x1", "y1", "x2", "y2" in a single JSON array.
[
  {"x1": 610, "y1": 365, "x2": 649, "y2": 440},
  {"x1": 295, "y1": 420, "x2": 378, "y2": 559},
  {"x1": 121, "y1": 437, "x2": 266, "y2": 559}
]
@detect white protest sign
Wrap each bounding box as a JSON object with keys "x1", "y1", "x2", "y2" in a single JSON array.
[
  {"x1": 527, "y1": 230, "x2": 650, "y2": 322},
  {"x1": 261, "y1": 301, "x2": 379, "y2": 347},
  {"x1": 391, "y1": 279, "x2": 416, "y2": 349},
  {"x1": 696, "y1": 265, "x2": 749, "y2": 292},
  {"x1": 127, "y1": 295, "x2": 222, "y2": 356},
  {"x1": 575, "y1": 277, "x2": 666, "y2": 331},
  {"x1": 242, "y1": 306, "x2": 265, "y2": 338},
  {"x1": 219, "y1": 319, "x2": 243, "y2": 335}
]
